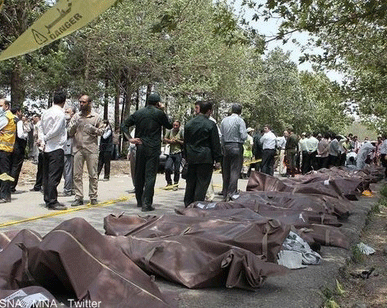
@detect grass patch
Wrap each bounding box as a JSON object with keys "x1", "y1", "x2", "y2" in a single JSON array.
[
  {"x1": 351, "y1": 245, "x2": 365, "y2": 264},
  {"x1": 322, "y1": 280, "x2": 345, "y2": 308},
  {"x1": 379, "y1": 185, "x2": 387, "y2": 198},
  {"x1": 377, "y1": 197, "x2": 387, "y2": 208},
  {"x1": 370, "y1": 202, "x2": 381, "y2": 214}
]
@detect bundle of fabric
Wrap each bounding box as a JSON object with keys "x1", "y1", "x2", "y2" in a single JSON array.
[
  {"x1": 0, "y1": 218, "x2": 175, "y2": 308},
  {"x1": 104, "y1": 213, "x2": 290, "y2": 290},
  {"x1": 182, "y1": 202, "x2": 349, "y2": 249},
  {"x1": 297, "y1": 224, "x2": 350, "y2": 249},
  {"x1": 235, "y1": 191, "x2": 352, "y2": 220},
  {"x1": 179, "y1": 205, "x2": 339, "y2": 229},
  {"x1": 246, "y1": 169, "x2": 379, "y2": 201},
  {"x1": 104, "y1": 213, "x2": 290, "y2": 263}
]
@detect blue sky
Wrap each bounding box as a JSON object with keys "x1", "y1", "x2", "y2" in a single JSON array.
[{"x1": 229, "y1": 0, "x2": 343, "y2": 82}]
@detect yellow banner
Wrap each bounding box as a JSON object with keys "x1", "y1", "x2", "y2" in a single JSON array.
[{"x1": 0, "y1": 0, "x2": 117, "y2": 61}]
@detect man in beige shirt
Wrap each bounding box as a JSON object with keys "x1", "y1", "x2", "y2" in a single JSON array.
[{"x1": 68, "y1": 95, "x2": 105, "y2": 206}]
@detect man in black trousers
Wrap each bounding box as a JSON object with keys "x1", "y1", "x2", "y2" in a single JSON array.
[
  {"x1": 183, "y1": 101, "x2": 222, "y2": 207},
  {"x1": 40, "y1": 91, "x2": 68, "y2": 210},
  {"x1": 121, "y1": 93, "x2": 172, "y2": 212},
  {"x1": 10, "y1": 107, "x2": 30, "y2": 193}
]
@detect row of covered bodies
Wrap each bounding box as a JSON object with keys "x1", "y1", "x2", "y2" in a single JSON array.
[{"x1": 0, "y1": 164, "x2": 383, "y2": 307}]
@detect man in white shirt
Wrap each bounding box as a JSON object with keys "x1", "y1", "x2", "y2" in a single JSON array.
[
  {"x1": 40, "y1": 91, "x2": 68, "y2": 210},
  {"x1": 305, "y1": 133, "x2": 319, "y2": 173},
  {"x1": 10, "y1": 107, "x2": 31, "y2": 193},
  {"x1": 260, "y1": 124, "x2": 277, "y2": 175}
]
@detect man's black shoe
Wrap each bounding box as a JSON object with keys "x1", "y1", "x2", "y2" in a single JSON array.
[
  {"x1": 90, "y1": 199, "x2": 98, "y2": 205},
  {"x1": 11, "y1": 188, "x2": 16, "y2": 193},
  {"x1": 71, "y1": 199, "x2": 84, "y2": 207},
  {"x1": 48, "y1": 203, "x2": 67, "y2": 211},
  {"x1": 141, "y1": 205, "x2": 155, "y2": 212},
  {"x1": 30, "y1": 187, "x2": 41, "y2": 192}
]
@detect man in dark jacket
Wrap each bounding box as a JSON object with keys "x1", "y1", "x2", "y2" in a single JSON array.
[
  {"x1": 183, "y1": 101, "x2": 222, "y2": 207},
  {"x1": 121, "y1": 93, "x2": 172, "y2": 212}
]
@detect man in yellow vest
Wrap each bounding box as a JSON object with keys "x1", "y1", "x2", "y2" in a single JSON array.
[{"x1": 0, "y1": 99, "x2": 16, "y2": 203}]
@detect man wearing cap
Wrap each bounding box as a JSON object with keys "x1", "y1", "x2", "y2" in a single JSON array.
[
  {"x1": 220, "y1": 103, "x2": 247, "y2": 200},
  {"x1": 0, "y1": 99, "x2": 16, "y2": 203},
  {"x1": 121, "y1": 93, "x2": 172, "y2": 211}
]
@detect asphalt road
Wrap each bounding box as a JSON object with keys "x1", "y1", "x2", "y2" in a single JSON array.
[{"x1": 0, "y1": 170, "x2": 378, "y2": 308}]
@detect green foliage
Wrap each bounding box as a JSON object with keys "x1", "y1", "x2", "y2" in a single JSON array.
[
  {"x1": 370, "y1": 203, "x2": 381, "y2": 215},
  {"x1": 351, "y1": 245, "x2": 365, "y2": 264},
  {"x1": 379, "y1": 185, "x2": 387, "y2": 199},
  {"x1": 242, "y1": 48, "x2": 350, "y2": 134},
  {"x1": 247, "y1": 0, "x2": 387, "y2": 131},
  {"x1": 0, "y1": 0, "x2": 353, "y2": 134}
]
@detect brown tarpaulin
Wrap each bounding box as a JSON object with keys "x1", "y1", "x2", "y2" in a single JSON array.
[
  {"x1": 104, "y1": 213, "x2": 290, "y2": 290},
  {"x1": 104, "y1": 213, "x2": 290, "y2": 262},
  {"x1": 0, "y1": 218, "x2": 176, "y2": 308}
]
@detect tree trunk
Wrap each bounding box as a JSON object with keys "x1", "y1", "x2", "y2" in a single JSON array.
[
  {"x1": 114, "y1": 80, "x2": 121, "y2": 156},
  {"x1": 10, "y1": 59, "x2": 25, "y2": 107},
  {"x1": 123, "y1": 81, "x2": 132, "y2": 120},
  {"x1": 146, "y1": 84, "x2": 152, "y2": 103},
  {"x1": 114, "y1": 81, "x2": 120, "y2": 133},
  {"x1": 104, "y1": 78, "x2": 109, "y2": 120},
  {"x1": 47, "y1": 92, "x2": 53, "y2": 108},
  {"x1": 135, "y1": 88, "x2": 140, "y2": 111}
]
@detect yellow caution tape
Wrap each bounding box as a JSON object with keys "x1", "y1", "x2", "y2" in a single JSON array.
[
  {"x1": 243, "y1": 158, "x2": 262, "y2": 166},
  {"x1": 160, "y1": 184, "x2": 179, "y2": 190},
  {"x1": 0, "y1": 0, "x2": 118, "y2": 61},
  {"x1": 0, "y1": 173, "x2": 14, "y2": 181},
  {"x1": 0, "y1": 195, "x2": 133, "y2": 228},
  {"x1": 0, "y1": 181, "x2": 223, "y2": 228}
]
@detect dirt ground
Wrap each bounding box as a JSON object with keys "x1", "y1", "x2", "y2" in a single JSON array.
[
  {"x1": 18, "y1": 159, "x2": 131, "y2": 187},
  {"x1": 332, "y1": 198, "x2": 387, "y2": 308}
]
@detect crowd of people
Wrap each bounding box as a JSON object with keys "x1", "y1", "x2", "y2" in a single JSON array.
[
  {"x1": 0, "y1": 93, "x2": 112, "y2": 210},
  {"x1": 1, "y1": 94, "x2": 385, "y2": 212}
]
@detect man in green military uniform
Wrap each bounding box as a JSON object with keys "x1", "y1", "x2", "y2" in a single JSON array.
[
  {"x1": 121, "y1": 93, "x2": 172, "y2": 212},
  {"x1": 183, "y1": 101, "x2": 222, "y2": 207}
]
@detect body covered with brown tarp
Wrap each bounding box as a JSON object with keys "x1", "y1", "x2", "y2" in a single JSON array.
[
  {"x1": 104, "y1": 213, "x2": 290, "y2": 290},
  {"x1": 0, "y1": 218, "x2": 176, "y2": 308}
]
